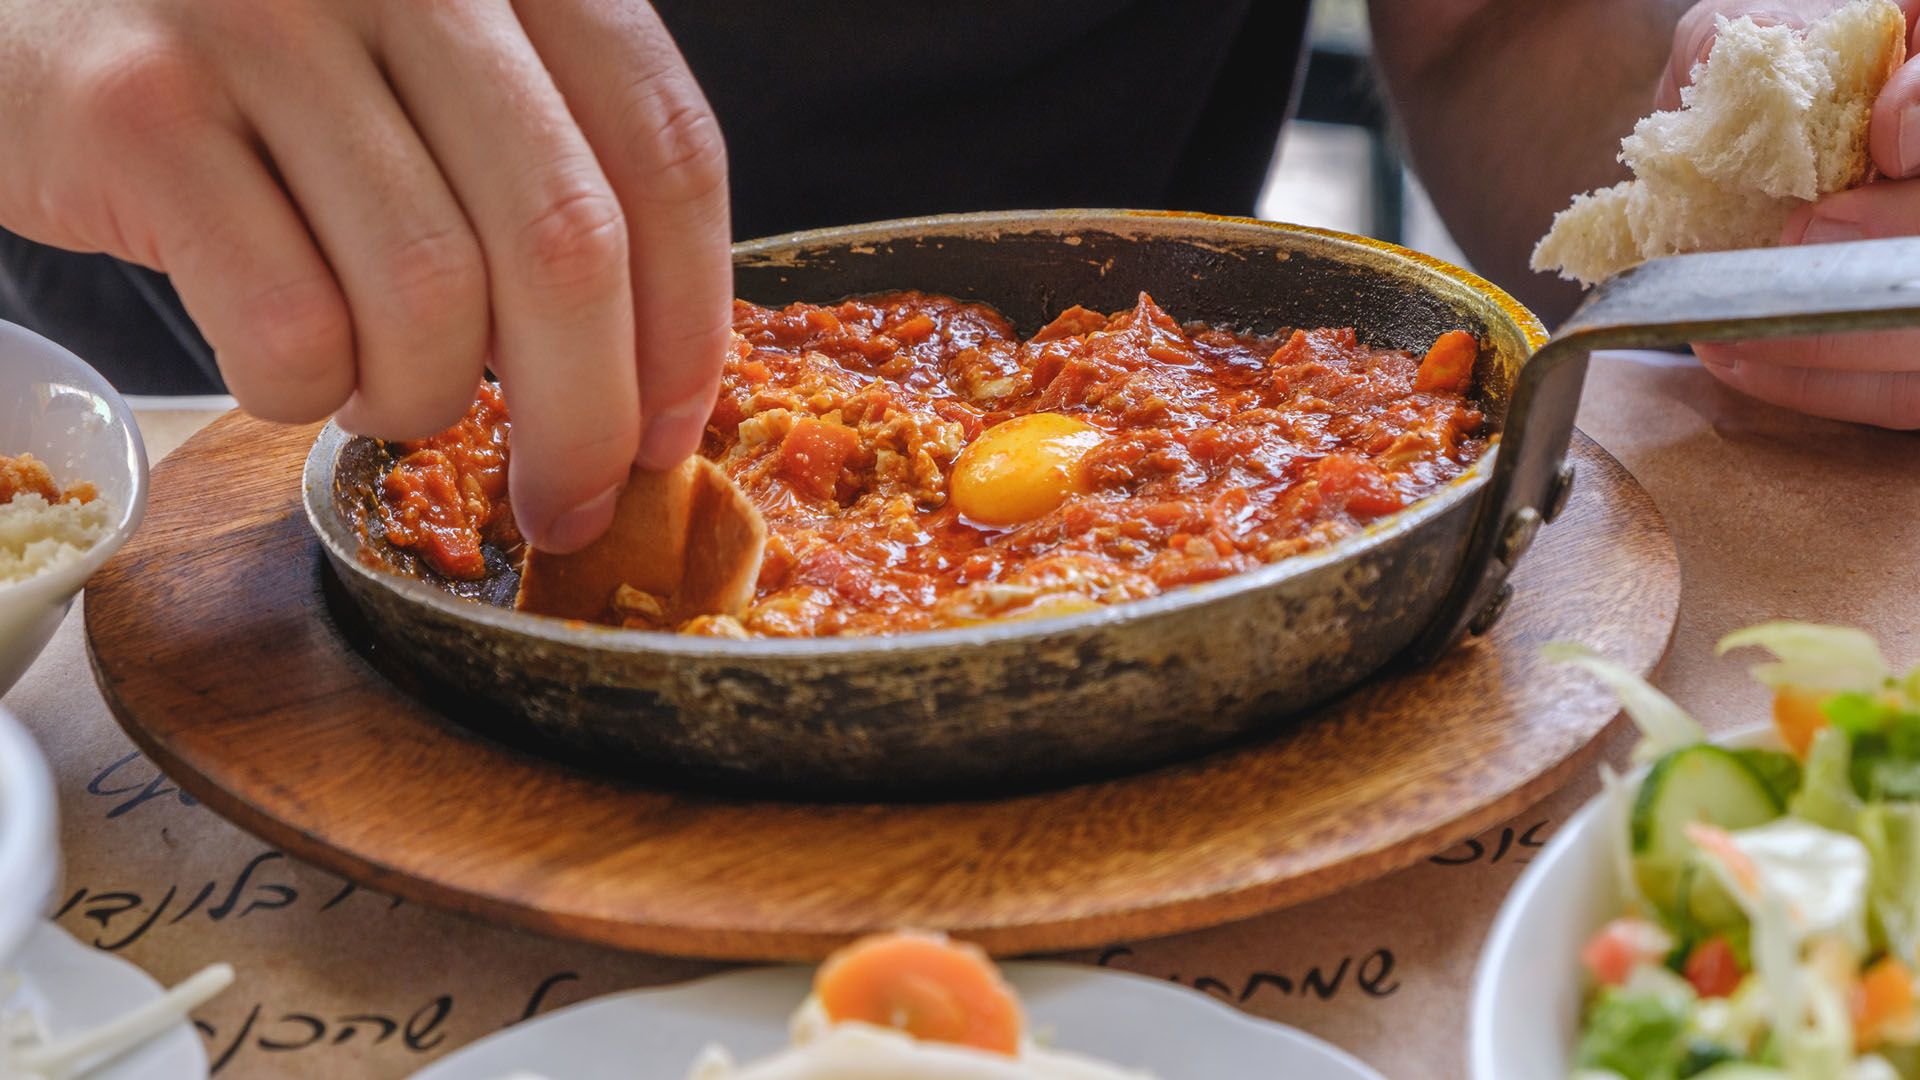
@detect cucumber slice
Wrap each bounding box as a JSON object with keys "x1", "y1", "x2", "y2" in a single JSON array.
[
  {"x1": 1630, "y1": 746, "x2": 1786, "y2": 935},
  {"x1": 1634, "y1": 858, "x2": 1747, "y2": 939},
  {"x1": 1632, "y1": 746, "x2": 1786, "y2": 856}
]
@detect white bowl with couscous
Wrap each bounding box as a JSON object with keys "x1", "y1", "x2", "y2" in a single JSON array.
[{"x1": 0, "y1": 320, "x2": 147, "y2": 696}]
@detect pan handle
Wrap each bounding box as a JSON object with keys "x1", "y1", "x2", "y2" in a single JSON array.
[{"x1": 1404, "y1": 236, "x2": 1920, "y2": 664}]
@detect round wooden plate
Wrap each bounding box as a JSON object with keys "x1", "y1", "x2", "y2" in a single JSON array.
[{"x1": 85, "y1": 413, "x2": 1678, "y2": 961}]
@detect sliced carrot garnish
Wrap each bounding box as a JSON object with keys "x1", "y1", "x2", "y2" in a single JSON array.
[
  {"x1": 815, "y1": 930, "x2": 1024, "y2": 1055},
  {"x1": 1413, "y1": 330, "x2": 1478, "y2": 394}
]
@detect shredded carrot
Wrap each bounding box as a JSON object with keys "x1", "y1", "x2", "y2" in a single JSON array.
[
  {"x1": 1685, "y1": 823, "x2": 1761, "y2": 899},
  {"x1": 815, "y1": 930, "x2": 1024, "y2": 1055}
]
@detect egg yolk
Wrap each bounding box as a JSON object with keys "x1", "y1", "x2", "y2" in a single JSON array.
[{"x1": 949, "y1": 413, "x2": 1103, "y2": 526}]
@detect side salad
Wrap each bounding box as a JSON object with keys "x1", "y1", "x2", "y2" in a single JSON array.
[{"x1": 1559, "y1": 623, "x2": 1920, "y2": 1080}]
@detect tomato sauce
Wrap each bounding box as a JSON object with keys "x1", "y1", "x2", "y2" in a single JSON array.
[
  {"x1": 377, "y1": 292, "x2": 1486, "y2": 636},
  {"x1": 377, "y1": 381, "x2": 517, "y2": 580}
]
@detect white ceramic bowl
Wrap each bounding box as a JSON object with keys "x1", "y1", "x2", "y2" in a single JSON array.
[
  {"x1": 1468, "y1": 725, "x2": 1776, "y2": 1079},
  {"x1": 0, "y1": 704, "x2": 58, "y2": 967},
  {"x1": 0, "y1": 320, "x2": 148, "y2": 695}
]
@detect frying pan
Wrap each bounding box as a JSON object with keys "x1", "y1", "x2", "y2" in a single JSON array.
[{"x1": 305, "y1": 210, "x2": 1920, "y2": 794}]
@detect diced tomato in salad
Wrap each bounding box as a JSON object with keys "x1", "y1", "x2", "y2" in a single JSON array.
[
  {"x1": 1681, "y1": 937, "x2": 1742, "y2": 999},
  {"x1": 1580, "y1": 918, "x2": 1674, "y2": 988}
]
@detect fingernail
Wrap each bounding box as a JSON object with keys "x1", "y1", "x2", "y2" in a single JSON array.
[
  {"x1": 1799, "y1": 216, "x2": 1865, "y2": 245},
  {"x1": 636, "y1": 400, "x2": 712, "y2": 471},
  {"x1": 543, "y1": 481, "x2": 623, "y2": 553},
  {"x1": 1900, "y1": 103, "x2": 1920, "y2": 177}
]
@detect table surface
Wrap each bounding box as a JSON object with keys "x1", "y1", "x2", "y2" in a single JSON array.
[{"x1": 7, "y1": 352, "x2": 1916, "y2": 1079}]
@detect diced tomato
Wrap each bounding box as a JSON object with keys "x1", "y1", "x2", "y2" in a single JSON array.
[
  {"x1": 1033, "y1": 305, "x2": 1112, "y2": 343},
  {"x1": 1266, "y1": 329, "x2": 1311, "y2": 368},
  {"x1": 1414, "y1": 330, "x2": 1478, "y2": 394},
  {"x1": 382, "y1": 451, "x2": 488, "y2": 580},
  {"x1": 1312, "y1": 453, "x2": 1404, "y2": 518},
  {"x1": 1774, "y1": 688, "x2": 1830, "y2": 759},
  {"x1": 1208, "y1": 487, "x2": 1253, "y2": 530},
  {"x1": 1855, "y1": 957, "x2": 1918, "y2": 1050},
  {"x1": 777, "y1": 417, "x2": 860, "y2": 500},
  {"x1": 1683, "y1": 937, "x2": 1742, "y2": 998},
  {"x1": 887, "y1": 314, "x2": 938, "y2": 345},
  {"x1": 933, "y1": 400, "x2": 985, "y2": 441},
  {"x1": 1580, "y1": 918, "x2": 1674, "y2": 988},
  {"x1": 1141, "y1": 500, "x2": 1202, "y2": 530}
]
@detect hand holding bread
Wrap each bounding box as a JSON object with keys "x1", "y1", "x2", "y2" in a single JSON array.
[{"x1": 1536, "y1": 0, "x2": 1920, "y2": 429}]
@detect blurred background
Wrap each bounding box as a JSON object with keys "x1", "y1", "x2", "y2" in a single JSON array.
[{"x1": 1260, "y1": 0, "x2": 1468, "y2": 268}]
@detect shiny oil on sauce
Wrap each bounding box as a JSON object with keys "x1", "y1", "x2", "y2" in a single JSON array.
[{"x1": 377, "y1": 292, "x2": 1487, "y2": 637}]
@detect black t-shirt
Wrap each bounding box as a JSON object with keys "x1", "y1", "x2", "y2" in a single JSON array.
[{"x1": 0, "y1": 1, "x2": 1308, "y2": 394}]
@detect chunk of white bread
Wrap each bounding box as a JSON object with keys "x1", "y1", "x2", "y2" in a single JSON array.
[{"x1": 1532, "y1": 0, "x2": 1907, "y2": 286}]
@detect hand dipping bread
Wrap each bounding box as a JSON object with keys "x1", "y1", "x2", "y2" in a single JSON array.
[{"x1": 1533, "y1": 0, "x2": 1907, "y2": 285}]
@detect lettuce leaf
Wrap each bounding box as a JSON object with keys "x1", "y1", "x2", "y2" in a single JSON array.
[
  {"x1": 1575, "y1": 989, "x2": 1692, "y2": 1080},
  {"x1": 1855, "y1": 803, "x2": 1920, "y2": 967},
  {"x1": 1789, "y1": 727, "x2": 1861, "y2": 834},
  {"x1": 1547, "y1": 642, "x2": 1706, "y2": 763},
  {"x1": 1820, "y1": 696, "x2": 1920, "y2": 802},
  {"x1": 1718, "y1": 623, "x2": 1891, "y2": 694},
  {"x1": 1690, "y1": 819, "x2": 1873, "y2": 1077}
]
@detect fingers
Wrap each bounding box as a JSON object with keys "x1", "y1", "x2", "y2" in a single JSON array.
[
  {"x1": 68, "y1": 48, "x2": 358, "y2": 424},
  {"x1": 1874, "y1": 52, "x2": 1920, "y2": 178},
  {"x1": 1693, "y1": 173, "x2": 1920, "y2": 427},
  {"x1": 1782, "y1": 176, "x2": 1920, "y2": 246},
  {"x1": 376, "y1": 0, "x2": 640, "y2": 552},
  {"x1": 220, "y1": 9, "x2": 489, "y2": 441},
  {"x1": 1698, "y1": 346, "x2": 1920, "y2": 428},
  {"x1": 512, "y1": 0, "x2": 734, "y2": 471}
]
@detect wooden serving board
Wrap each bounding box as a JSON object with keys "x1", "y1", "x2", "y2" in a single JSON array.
[{"x1": 84, "y1": 413, "x2": 1678, "y2": 962}]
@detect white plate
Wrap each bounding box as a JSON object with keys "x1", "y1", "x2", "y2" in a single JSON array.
[
  {"x1": 4, "y1": 921, "x2": 208, "y2": 1078},
  {"x1": 1468, "y1": 725, "x2": 1776, "y2": 1080},
  {"x1": 411, "y1": 963, "x2": 1385, "y2": 1079}
]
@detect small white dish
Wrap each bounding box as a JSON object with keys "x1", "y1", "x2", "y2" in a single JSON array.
[
  {"x1": 0, "y1": 706, "x2": 57, "y2": 975},
  {"x1": 3, "y1": 921, "x2": 209, "y2": 1078},
  {"x1": 410, "y1": 962, "x2": 1386, "y2": 1080},
  {"x1": 0, "y1": 705, "x2": 206, "y2": 1076},
  {"x1": 0, "y1": 320, "x2": 149, "y2": 696},
  {"x1": 1468, "y1": 725, "x2": 1777, "y2": 1080}
]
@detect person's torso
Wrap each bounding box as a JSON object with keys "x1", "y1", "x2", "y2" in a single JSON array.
[{"x1": 656, "y1": 0, "x2": 1308, "y2": 238}]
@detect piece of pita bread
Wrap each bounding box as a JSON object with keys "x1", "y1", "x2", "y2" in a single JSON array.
[
  {"x1": 1533, "y1": 0, "x2": 1907, "y2": 285},
  {"x1": 514, "y1": 457, "x2": 766, "y2": 626},
  {"x1": 672, "y1": 457, "x2": 767, "y2": 620}
]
